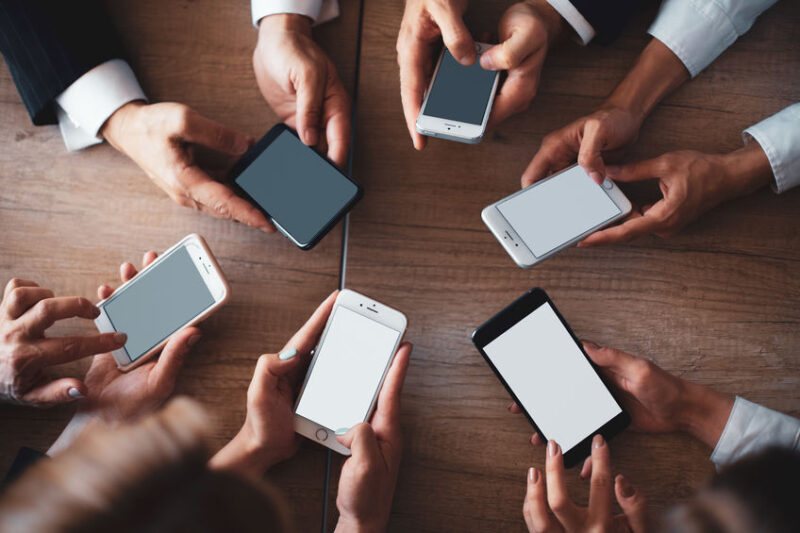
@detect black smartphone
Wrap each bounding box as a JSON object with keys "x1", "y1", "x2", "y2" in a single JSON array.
[
  {"x1": 228, "y1": 124, "x2": 362, "y2": 250},
  {"x1": 472, "y1": 288, "x2": 629, "y2": 467}
]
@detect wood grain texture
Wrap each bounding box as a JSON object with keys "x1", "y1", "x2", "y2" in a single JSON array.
[
  {"x1": 0, "y1": 1, "x2": 360, "y2": 530},
  {"x1": 333, "y1": 1, "x2": 800, "y2": 532}
]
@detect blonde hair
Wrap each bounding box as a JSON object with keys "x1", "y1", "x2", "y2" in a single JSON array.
[{"x1": 0, "y1": 398, "x2": 292, "y2": 533}]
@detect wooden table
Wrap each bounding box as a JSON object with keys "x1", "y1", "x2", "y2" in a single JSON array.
[{"x1": 1, "y1": 1, "x2": 799, "y2": 532}]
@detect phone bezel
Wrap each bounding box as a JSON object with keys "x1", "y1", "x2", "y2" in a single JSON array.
[
  {"x1": 227, "y1": 123, "x2": 363, "y2": 250},
  {"x1": 293, "y1": 289, "x2": 407, "y2": 455},
  {"x1": 416, "y1": 43, "x2": 499, "y2": 144},
  {"x1": 94, "y1": 234, "x2": 229, "y2": 372},
  {"x1": 471, "y1": 287, "x2": 630, "y2": 468},
  {"x1": 482, "y1": 164, "x2": 633, "y2": 268}
]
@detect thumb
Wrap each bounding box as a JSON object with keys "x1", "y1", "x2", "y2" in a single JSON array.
[
  {"x1": 479, "y1": 29, "x2": 533, "y2": 71},
  {"x1": 295, "y1": 67, "x2": 325, "y2": 146},
  {"x1": 578, "y1": 119, "x2": 609, "y2": 184},
  {"x1": 180, "y1": 110, "x2": 253, "y2": 156},
  {"x1": 605, "y1": 157, "x2": 663, "y2": 183},
  {"x1": 615, "y1": 474, "x2": 647, "y2": 533},
  {"x1": 336, "y1": 423, "x2": 382, "y2": 463},
  {"x1": 429, "y1": 4, "x2": 475, "y2": 65},
  {"x1": 150, "y1": 327, "x2": 202, "y2": 391},
  {"x1": 20, "y1": 378, "x2": 86, "y2": 407}
]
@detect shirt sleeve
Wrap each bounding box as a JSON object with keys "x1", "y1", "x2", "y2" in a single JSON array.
[
  {"x1": 710, "y1": 396, "x2": 800, "y2": 469},
  {"x1": 648, "y1": 0, "x2": 778, "y2": 78},
  {"x1": 54, "y1": 58, "x2": 147, "y2": 151},
  {"x1": 546, "y1": 0, "x2": 596, "y2": 45},
  {"x1": 742, "y1": 103, "x2": 800, "y2": 194},
  {"x1": 251, "y1": 0, "x2": 339, "y2": 28}
]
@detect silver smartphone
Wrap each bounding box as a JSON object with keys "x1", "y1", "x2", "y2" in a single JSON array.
[
  {"x1": 416, "y1": 43, "x2": 499, "y2": 144},
  {"x1": 482, "y1": 165, "x2": 632, "y2": 268},
  {"x1": 293, "y1": 289, "x2": 407, "y2": 455}
]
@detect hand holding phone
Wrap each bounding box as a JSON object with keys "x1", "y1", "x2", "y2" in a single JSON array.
[{"x1": 294, "y1": 289, "x2": 407, "y2": 455}]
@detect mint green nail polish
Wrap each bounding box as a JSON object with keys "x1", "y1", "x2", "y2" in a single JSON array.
[
  {"x1": 335, "y1": 427, "x2": 349, "y2": 436},
  {"x1": 279, "y1": 348, "x2": 297, "y2": 361}
]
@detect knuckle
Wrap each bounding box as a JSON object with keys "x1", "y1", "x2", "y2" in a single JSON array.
[
  {"x1": 548, "y1": 493, "x2": 569, "y2": 513},
  {"x1": 6, "y1": 278, "x2": 24, "y2": 292},
  {"x1": 590, "y1": 473, "x2": 611, "y2": 491},
  {"x1": 6, "y1": 287, "x2": 24, "y2": 308},
  {"x1": 171, "y1": 106, "x2": 192, "y2": 132}
]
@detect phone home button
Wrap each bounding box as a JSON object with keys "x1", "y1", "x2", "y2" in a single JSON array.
[
  {"x1": 602, "y1": 178, "x2": 614, "y2": 190},
  {"x1": 315, "y1": 428, "x2": 329, "y2": 442}
]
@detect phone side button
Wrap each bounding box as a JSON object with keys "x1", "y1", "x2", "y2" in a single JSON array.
[
  {"x1": 315, "y1": 428, "x2": 329, "y2": 441},
  {"x1": 602, "y1": 178, "x2": 614, "y2": 190}
]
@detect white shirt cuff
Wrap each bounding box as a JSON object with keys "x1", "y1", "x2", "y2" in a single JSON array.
[
  {"x1": 251, "y1": 0, "x2": 339, "y2": 28},
  {"x1": 545, "y1": 0, "x2": 595, "y2": 45},
  {"x1": 55, "y1": 59, "x2": 146, "y2": 152},
  {"x1": 742, "y1": 103, "x2": 800, "y2": 194},
  {"x1": 648, "y1": 0, "x2": 777, "y2": 78},
  {"x1": 710, "y1": 396, "x2": 800, "y2": 469}
]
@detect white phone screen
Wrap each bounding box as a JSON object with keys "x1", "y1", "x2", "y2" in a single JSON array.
[
  {"x1": 296, "y1": 306, "x2": 401, "y2": 431},
  {"x1": 497, "y1": 166, "x2": 621, "y2": 257},
  {"x1": 482, "y1": 302, "x2": 621, "y2": 452},
  {"x1": 103, "y1": 247, "x2": 214, "y2": 361}
]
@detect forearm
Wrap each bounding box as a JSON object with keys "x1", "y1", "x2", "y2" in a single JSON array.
[
  {"x1": 208, "y1": 429, "x2": 276, "y2": 480},
  {"x1": 716, "y1": 142, "x2": 774, "y2": 200},
  {"x1": 679, "y1": 381, "x2": 735, "y2": 450},
  {"x1": 604, "y1": 38, "x2": 689, "y2": 122},
  {"x1": 334, "y1": 516, "x2": 385, "y2": 533}
]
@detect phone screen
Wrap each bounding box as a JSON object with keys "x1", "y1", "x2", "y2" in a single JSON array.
[
  {"x1": 234, "y1": 130, "x2": 359, "y2": 245},
  {"x1": 103, "y1": 247, "x2": 214, "y2": 361},
  {"x1": 423, "y1": 49, "x2": 497, "y2": 125},
  {"x1": 482, "y1": 302, "x2": 622, "y2": 452},
  {"x1": 497, "y1": 167, "x2": 621, "y2": 257},
  {"x1": 296, "y1": 306, "x2": 401, "y2": 431}
]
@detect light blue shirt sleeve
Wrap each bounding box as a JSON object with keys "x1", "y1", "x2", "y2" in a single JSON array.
[
  {"x1": 648, "y1": 0, "x2": 779, "y2": 78},
  {"x1": 743, "y1": 103, "x2": 800, "y2": 194},
  {"x1": 251, "y1": 0, "x2": 339, "y2": 28},
  {"x1": 711, "y1": 396, "x2": 800, "y2": 468}
]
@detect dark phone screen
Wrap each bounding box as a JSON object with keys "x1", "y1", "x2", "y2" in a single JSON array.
[
  {"x1": 234, "y1": 130, "x2": 359, "y2": 245},
  {"x1": 422, "y1": 49, "x2": 497, "y2": 125}
]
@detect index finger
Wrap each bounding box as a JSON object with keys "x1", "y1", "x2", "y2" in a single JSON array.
[
  {"x1": 587, "y1": 434, "x2": 612, "y2": 524},
  {"x1": 398, "y1": 36, "x2": 433, "y2": 151},
  {"x1": 323, "y1": 72, "x2": 351, "y2": 168},
  {"x1": 18, "y1": 296, "x2": 100, "y2": 334},
  {"x1": 281, "y1": 291, "x2": 339, "y2": 356},
  {"x1": 545, "y1": 440, "x2": 583, "y2": 531},
  {"x1": 578, "y1": 206, "x2": 665, "y2": 247},
  {"x1": 181, "y1": 166, "x2": 275, "y2": 233},
  {"x1": 371, "y1": 342, "x2": 412, "y2": 438}
]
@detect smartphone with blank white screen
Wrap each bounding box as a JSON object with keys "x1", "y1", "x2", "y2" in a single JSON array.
[
  {"x1": 416, "y1": 43, "x2": 499, "y2": 144},
  {"x1": 482, "y1": 165, "x2": 632, "y2": 268},
  {"x1": 294, "y1": 289, "x2": 407, "y2": 455},
  {"x1": 95, "y1": 234, "x2": 229, "y2": 371},
  {"x1": 472, "y1": 288, "x2": 629, "y2": 468}
]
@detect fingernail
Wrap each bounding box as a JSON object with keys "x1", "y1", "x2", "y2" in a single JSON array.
[
  {"x1": 91, "y1": 305, "x2": 101, "y2": 318},
  {"x1": 606, "y1": 165, "x2": 620, "y2": 176},
  {"x1": 459, "y1": 52, "x2": 475, "y2": 65},
  {"x1": 113, "y1": 332, "x2": 127, "y2": 344},
  {"x1": 548, "y1": 440, "x2": 559, "y2": 457},
  {"x1": 335, "y1": 427, "x2": 349, "y2": 436},
  {"x1": 589, "y1": 171, "x2": 603, "y2": 184},
  {"x1": 187, "y1": 334, "x2": 202, "y2": 347},
  {"x1": 583, "y1": 340, "x2": 600, "y2": 350},
  {"x1": 235, "y1": 138, "x2": 250, "y2": 154},
  {"x1": 480, "y1": 54, "x2": 496, "y2": 70},
  {"x1": 593, "y1": 434, "x2": 605, "y2": 449},
  {"x1": 528, "y1": 467, "x2": 537, "y2": 483},
  {"x1": 68, "y1": 387, "x2": 84, "y2": 399},
  {"x1": 507, "y1": 402, "x2": 514, "y2": 412},
  {"x1": 618, "y1": 475, "x2": 635, "y2": 498},
  {"x1": 279, "y1": 348, "x2": 297, "y2": 361}
]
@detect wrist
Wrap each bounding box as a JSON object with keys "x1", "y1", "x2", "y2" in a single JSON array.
[
  {"x1": 208, "y1": 427, "x2": 276, "y2": 478},
  {"x1": 100, "y1": 100, "x2": 145, "y2": 149},
  {"x1": 258, "y1": 13, "x2": 312, "y2": 37},
  {"x1": 528, "y1": 0, "x2": 566, "y2": 46},
  {"x1": 605, "y1": 38, "x2": 689, "y2": 123},
  {"x1": 679, "y1": 382, "x2": 735, "y2": 449},
  {"x1": 334, "y1": 514, "x2": 385, "y2": 533},
  {"x1": 717, "y1": 142, "x2": 774, "y2": 198}
]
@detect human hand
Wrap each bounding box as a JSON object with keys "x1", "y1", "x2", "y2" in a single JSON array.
[
  {"x1": 521, "y1": 105, "x2": 643, "y2": 187},
  {"x1": 523, "y1": 435, "x2": 647, "y2": 533},
  {"x1": 254, "y1": 14, "x2": 350, "y2": 168},
  {"x1": 209, "y1": 291, "x2": 338, "y2": 477},
  {"x1": 397, "y1": 0, "x2": 474, "y2": 150},
  {"x1": 578, "y1": 144, "x2": 773, "y2": 247},
  {"x1": 101, "y1": 101, "x2": 274, "y2": 233},
  {"x1": 481, "y1": 0, "x2": 564, "y2": 127},
  {"x1": 583, "y1": 342, "x2": 734, "y2": 449},
  {"x1": 0, "y1": 278, "x2": 126, "y2": 407},
  {"x1": 80, "y1": 251, "x2": 202, "y2": 423},
  {"x1": 334, "y1": 342, "x2": 412, "y2": 533}
]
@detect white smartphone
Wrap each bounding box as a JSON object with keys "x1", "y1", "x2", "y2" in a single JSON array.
[
  {"x1": 482, "y1": 165, "x2": 633, "y2": 268},
  {"x1": 416, "y1": 43, "x2": 499, "y2": 144},
  {"x1": 95, "y1": 234, "x2": 229, "y2": 371},
  {"x1": 293, "y1": 289, "x2": 407, "y2": 455}
]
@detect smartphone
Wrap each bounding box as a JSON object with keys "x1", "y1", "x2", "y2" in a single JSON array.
[
  {"x1": 293, "y1": 289, "x2": 407, "y2": 455},
  {"x1": 228, "y1": 124, "x2": 363, "y2": 250},
  {"x1": 95, "y1": 234, "x2": 229, "y2": 371},
  {"x1": 416, "y1": 43, "x2": 500, "y2": 144},
  {"x1": 472, "y1": 288, "x2": 629, "y2": 468},
  {"x1": 482, "y1": 165, "x2": 632, "y2": 268}
]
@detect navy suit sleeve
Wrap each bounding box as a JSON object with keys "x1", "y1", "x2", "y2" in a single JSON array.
[
  {"x1": 0, "y1": 0, "x2": 126, "y2": 125},
  {"x1": 569, "y1": 0, "x2": 639, "y2": 44}
]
